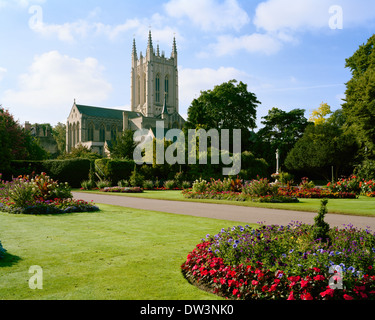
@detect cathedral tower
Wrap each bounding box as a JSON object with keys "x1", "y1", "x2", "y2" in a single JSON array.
[{"x1": 131, "y1": 31, "x2": 179, "y2": 118}]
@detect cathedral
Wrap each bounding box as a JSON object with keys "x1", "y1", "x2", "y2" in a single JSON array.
[{"x1": 66, "y1": 31, "x2": 185, "y2": 156}]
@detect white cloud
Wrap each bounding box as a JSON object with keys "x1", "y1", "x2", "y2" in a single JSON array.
[
  {"x1": 2, "y1": 51, "x2": 112, "y2": 124},
  {"x1": 164, "y1": 0, "x2": 250, "y2": 32},
  {"x1": 254, "y1": 0, "x2": 375, "y2": 33},
  {"x1": 179, "y1": 66, "x2": 250, "y2": 112},
  {"x1": 0, "y1": 0, "x2": 45, "y2": 9},
  {"x1": 31, "y1": 13, "x2": 181, "y2": 45},
  {"x1": 0, "y1": 67, "x2": 7, "y2": 81},
  {"x1": 205, "y1": 33, "x2": 283, "y2": 56}
]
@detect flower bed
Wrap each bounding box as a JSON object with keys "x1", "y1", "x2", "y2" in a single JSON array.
[
  {"x1": 183, "y1": 178, "x2": 299, "y2": 203},
  {"x1": 0, "y1": 173, "x2": 99, "y2": 215},
  {"x1": 181, "y1": 222, "x2": 375, "y2": 300},
  {"x1": 0, "y1": 197, "x2": 99, "y2": 215},
  {"x1": 278, "y1": 187, "x2": 357, "y2": 199},
  {"x1": 102, "y1": 186, "x2": 143, "y2": 193}
]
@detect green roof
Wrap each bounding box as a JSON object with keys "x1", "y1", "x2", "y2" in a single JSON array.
[{"x1": 76, "y1": 104, "x2": 141, "y2": 120}]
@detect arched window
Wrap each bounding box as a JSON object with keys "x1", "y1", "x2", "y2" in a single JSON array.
[
  {"x1": 111, "y1": 126, "x2": 118, "y2": 141},
  {"x1": 143, "y1": 73, "x2": 147, "y2": 104},
  {"x1": 73, "y1": 123, "x2": 76, "y2": 147},
  {"x1": 88, "y1": 122, "x2": 94, "y2": 141},
  {"x1": 99, "y1": 124, "x2": 106, "y2": 142},
  {"x1": 155, "y1": 74, "x2": 160, "y2": 103},
  {"x1": 164, "y1": 75, "x2": 169, "y2": 103},
  {"x1": 137, "y1": 75, "x2": 141, "y2": 105},
  {"x1": 76, "y1": 123, "x2": 80, "y2": 145}
]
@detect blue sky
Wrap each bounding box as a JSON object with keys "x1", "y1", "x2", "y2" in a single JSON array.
[{"x1": 1, "y1": 0, "x2": 375, "y2": 128}]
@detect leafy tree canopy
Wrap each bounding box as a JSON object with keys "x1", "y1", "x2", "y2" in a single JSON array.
[
  {"x1": 309, "y1": 102, "x2": 333, "y2": 125},
  {"x1": 342, "y1": 34, "x2": 375, "y2": 159},
  {"x1": 186, "y1": 80, "x2": 260, "y2": 131}
]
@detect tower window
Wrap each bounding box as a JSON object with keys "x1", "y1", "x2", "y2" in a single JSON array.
[
  {"x1": 155, "y1": 74, "x2": 160, "y2": 103},
  {"x1": 165, "y1": 75, "x2": 169, "y2": 103}
]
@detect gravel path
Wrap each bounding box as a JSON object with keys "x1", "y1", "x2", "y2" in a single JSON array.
[{"x1": 73, "y1": 192, "x2": 375, "y2": 231}]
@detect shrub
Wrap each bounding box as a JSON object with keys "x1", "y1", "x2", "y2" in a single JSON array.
[
  {"x1": 181, "y1": 181, "x2": 191, "y2": 189},
  {"x1": 164, "y1": 180, "x2": 176, "y2": 190},
  {"x1": 95, "y1": 159, "x2": 135, "y2": 185},
  {"x1": 327, "y1": 175, "x2": 361, "y2": 195},
  {"x1": 299, "y1": 177, "x2": 315, "y2": 190},
  {"x1": 242, "y1": 178, "x2": 279, "y2": 197},
  {"x1": 279, "y1": 172, "x2": 294, "y2": 186},
  {"x1": 129, "y1": 169, "x2": 144, "y2": 187},
  {"x1": 96, "y1": 180, "x2": 112, "y2": 189},
  {"x1": 0, "y1": 240, "x2": 6, "y2": 259},
  {"x1": 311, "y1": 199, "x2": 330, "y2": 243},
  {"x1": 81, "y1": 180, "x2": 96, "y2": 190},
  {"x1": 118, "y1": 180, "x2": 130, "y2": 188},
  {"x1": 192, "y1": 178, "x2": 209, "y2": 193},
  {"x1": 143, "y1": 180, "x2": 154, "y2": 190}
]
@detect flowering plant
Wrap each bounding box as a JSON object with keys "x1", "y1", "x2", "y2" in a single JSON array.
[{"x1": 181, "y1": 222, "x2": 375, "y2": 300}]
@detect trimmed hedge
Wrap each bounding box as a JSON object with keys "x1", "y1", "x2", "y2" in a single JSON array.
[
  {"x1": 8, "y1": 159, "x2": 91, "y2": 188},
  {"x1": 95, "y1": 159, "x2": 135, "y2": 185}
]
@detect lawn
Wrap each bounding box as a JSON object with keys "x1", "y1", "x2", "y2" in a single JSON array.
[
  {"x1": 76, "y1": 189, "x2": 375, "y2": 217},
  {"x1": 0, "y1": 204, "x2": 251, "y2": 300}
]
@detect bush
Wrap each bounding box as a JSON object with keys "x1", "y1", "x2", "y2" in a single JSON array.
[
  {"x1": 95, "y1": 159, "x2": 135, "y2": 185},
  {"x1": 143, "y1": 180, "x2": 154, "y2": 190},
  {"x1": 118, "y1": 180, "x2": 130, "y2": 188},
  {"x1": 164, "y1": 180, "x2": 176, "y2": 190},
  {"x1": 192, "y1": 178, "x2": 209, "y2": 193},
  {"x1": 242, "y1": 178, "x2": 279, "y2": 197},
  {"x1": 129, "y1": 169, "x2": 144, "y2": 187},
  {"x1": 0, "y1": 240, "x2": 6, "y2": 259},
  {"x1": 96, "y1": 180, "x2": 112, "y2": 189},
  {"x1": 81, "y1": 180, "x2": 96, "y2": 190},
  {"x1": 181, "y1": 181, "x2": 191, "y2": 189}
]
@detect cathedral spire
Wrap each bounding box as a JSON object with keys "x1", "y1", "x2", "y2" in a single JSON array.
[
  {"x1": 147, "y1": 30, "x2": 153, "y2": 50},
  {"x1": 132, "y1": 38, "x2": 137, "y2": 60}
]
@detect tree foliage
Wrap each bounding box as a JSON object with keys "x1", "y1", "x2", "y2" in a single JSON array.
[
  {"x1": 0, "y1": 108, "x2": 48, "y2": 172},
  {"x1": 309, "y1": 102, "x2": 332, "y2": 125},
  {"x1": 342, "y1": 34, "x2": 375, "y2": 159},
  {"x1": 254, "y1": 108, "x2": 309, "y2": 171},
  {"x1": 108, "y1": 129, "x2": 137, "y2": 160},
  {"x1": 186, "y1": 80, "x2": 260, "y2": 151},
  {"x1": 285, "y1": 120, "x2": 358, "y2": 180}
]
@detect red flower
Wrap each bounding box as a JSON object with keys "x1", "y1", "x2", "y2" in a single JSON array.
[
  {"x1": 287, "y1": 291, "x2": 295, "y2": 300},
  {"x1": 343, "y1": 294, "x2": 354, "y2": 300},
  {"x1": 313, "y1": 275, "x2": 325, "y2": 281},
  {"x1": 233, "y1": 289, "x2": 239, "y2": 296},
  {"x1": 320, "y1": 288, "x2": 335, "y2": 298},
  {"x1": 301, "y1": 292, "x2": 313, "y2": 300},
  {"x1": 252, "y1": 280, "x2": 259, "y2": 286},
  {"x1": 300, "y1": 280, "x2": 309, "y2": 289}
]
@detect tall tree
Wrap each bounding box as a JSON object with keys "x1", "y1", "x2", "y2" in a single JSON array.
[
  {"x1": 108, "y1": 129, "x2": 136, "y2": 160},
  {"x1": 0, "y1": 108, "x2": 48, "y2": 173},
  {"x1": 342, "y1": 34, "x2": 375, "y2": 159},
  {"x1": 186, "y1": 80, "x2": 260, "y2": 151},
  {"x1": 52, "y1": 122, "x2": 67, "y2": 155},
  {"x1": 285, "y1": 120, "x2": 358, "y2": 180},
  {"x1": 254, "y1": 107, "x2": 309, "y2": 172},
  {"x1": 309, "y1": 102, "x2": 333, "y2": 125}
]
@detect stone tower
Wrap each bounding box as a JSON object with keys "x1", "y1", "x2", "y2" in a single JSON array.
[{"x1": 131, "y1": 31, "x2": 179, "y2": 118}]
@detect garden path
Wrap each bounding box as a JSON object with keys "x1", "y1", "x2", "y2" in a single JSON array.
[{"x1": 73, "y1": 192, "x2": 375, "y2": 231}]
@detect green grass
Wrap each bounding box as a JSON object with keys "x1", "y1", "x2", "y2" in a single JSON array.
[
  {"x1": 76, "y1": 189, "x2": 375, "y2": 217},
  {"x1": 0, "y1": 204, "x2": 251, "y2": 300}
]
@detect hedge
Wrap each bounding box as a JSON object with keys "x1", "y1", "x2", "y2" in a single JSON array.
[
  {"x1": 8, "y1": 159, "x2": 91, "y2": 188},
  {"x1": 95, "y1": 159, "x2": 135, "y2": 184}
]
